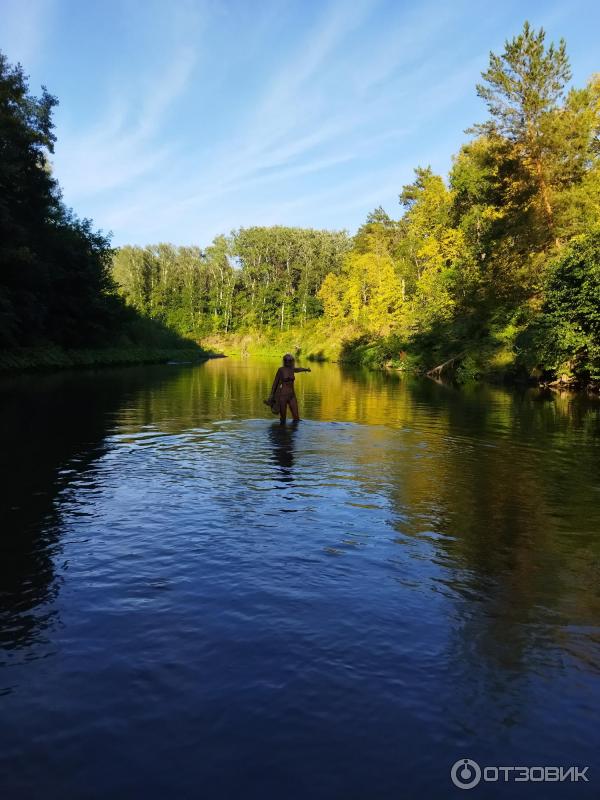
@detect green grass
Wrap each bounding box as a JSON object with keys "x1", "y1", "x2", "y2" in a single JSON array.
[
  {"x1": 200, "y1": 316, "x2": 594, "y2": 388},
  {"x1": 202, "y1": 321, "x2": 359, "y2": 363}
]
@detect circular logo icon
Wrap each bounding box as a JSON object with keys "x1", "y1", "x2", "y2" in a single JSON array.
[{"x1": 451, "y1": 758, "x2": 482, "y2": 790}]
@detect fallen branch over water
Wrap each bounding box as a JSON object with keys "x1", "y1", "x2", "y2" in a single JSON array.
[{"x1": 427, "y1": 353, "x2": 466, "y2": 378}]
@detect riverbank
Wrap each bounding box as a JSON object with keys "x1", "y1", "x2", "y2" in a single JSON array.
[
  {"x1": 0, "y1": 344, "x2": 221, "y2": 373},
  {"x1": 203, "y1": 323, "x2": 512, "y2": 376},
  {"x1": 202, "y1": 322, "x2": 346, "y2": 363},
  {"x1": 202, "y1": 324, "x2": 600, "y2": 393}
]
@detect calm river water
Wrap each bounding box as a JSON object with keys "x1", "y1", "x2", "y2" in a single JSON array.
[{"x1": 1, "y1": 357, "x2": 599, "y2": 798}]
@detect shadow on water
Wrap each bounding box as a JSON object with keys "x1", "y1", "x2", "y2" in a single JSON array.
[{"x1": 0, "y1": 365, "x2": 193, "y2": 655}]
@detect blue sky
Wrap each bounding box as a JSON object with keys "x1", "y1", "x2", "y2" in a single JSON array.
[{"x1": 2, "y1": 0, "x2": 599, "y2": 246}]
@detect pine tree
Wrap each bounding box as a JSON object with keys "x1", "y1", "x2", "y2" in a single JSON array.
[{"x1": 476, "y1": 22, "x2": 571, "y2": 245}]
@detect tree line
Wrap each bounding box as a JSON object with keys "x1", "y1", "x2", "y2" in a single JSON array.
[
  {"x1": 0, "y1": 52, "x2": 117, "y2": 349},
  {"x1": 2, "y1": 22, "x2": 599, "y2": 381},
  {"x1": 113, "y1": 23, "x2": 600, "y2": 382},
  {"x1": 0, "y1": 51, "x2": 198, "y2": 361},
  {"x1": 112, "y1": 228, "x2": 351, "y2": 337},
  {"x1": 321, "y1": 23, "x2": 600, "y2": 380}
]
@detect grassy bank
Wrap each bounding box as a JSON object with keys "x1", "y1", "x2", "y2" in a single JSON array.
[
  {"x1": 202, "y1": 322, "x2": 600, "y2": 392},
  {"x1": 0, "y1": 344, "x2": 219, "y2": 373},
  {"x1": 203, "y1": 320, "x2": 520, "y2": 377},
  {"x1": 202, "y1": 322, "x2": 355, "y2": 363}
]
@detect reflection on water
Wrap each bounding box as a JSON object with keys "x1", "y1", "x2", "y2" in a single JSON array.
[
  {"x1": 0, "y1": 358, "x2": 599, "y2": 799},
  {"x1": 268, "y1": 423, "x2": 297, "y2": 481}
]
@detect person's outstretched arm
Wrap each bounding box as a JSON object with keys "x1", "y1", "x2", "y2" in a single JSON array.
[
  {"x1": 293, "y1": 367, "x2": 311, "y2": 373},
  {"x1": 269, "y1": 368, "x2": 282, "y2": 398}
]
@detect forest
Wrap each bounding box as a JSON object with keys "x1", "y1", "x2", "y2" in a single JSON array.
[
  {"x1": 2, "y1": 22, "x2": 600, "y2": 382},
  {"x1": 0, "y1": 51, "x2": 204, "y2": 369},
  {"x1": 112, "y1": 23, "x2": 600, "y2": 385}
]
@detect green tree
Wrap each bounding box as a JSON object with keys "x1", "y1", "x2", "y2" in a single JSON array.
[
  {"x1": 520, "y1": 229, "x2": 600, "y2": 379},
  {"x1": 476, "y1": 22, "x2": 571, "y2": 245},
  {"x1": 0, "y1": 52, "x2": 115, "y2": 347},
  {"x1": 319, "y1": 251, "x2": 404, "y2": 336},
  {"x1": 204, "y1": 236, "x2": 236, "y2": 332}
]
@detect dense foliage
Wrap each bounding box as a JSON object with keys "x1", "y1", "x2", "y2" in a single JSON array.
[
  {"x1": 0, "y1": 52, "x2": 196, "y2": 360},
  {"x1": 0, "y1": 53, "x2": 117, "y2": 347},
  {"x1": 2, "y1": 23, "x2": 599, "y2": 382},
  {"x1": 317, "y1": 23, "x2": 600, "y2": 380},
  {"x1": 112, "y1": 228, "x2": 351, "y2": 336},
  {"x1": 519, "y1": 231, "x2": 600, "y2": 379},
  {"x1": 112, "y1": 24, "x2": 599, "y2": 383}
]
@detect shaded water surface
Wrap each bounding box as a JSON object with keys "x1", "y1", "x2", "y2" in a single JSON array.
[{"x1": 1, "y1": 358, "x2": 599, "y2": 798}]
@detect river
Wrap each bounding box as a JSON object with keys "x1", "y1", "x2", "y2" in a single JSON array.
[{"x1": 1, "y1": 357, "x2": 599, "y2": 798}]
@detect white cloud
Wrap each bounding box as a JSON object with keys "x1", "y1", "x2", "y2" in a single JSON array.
[
  {"x1": 40, "y1": 0, "x2": 585, "y2": 246},
  {"x1": 54, "y1": 43, "x2": 197, "y2": 198}
]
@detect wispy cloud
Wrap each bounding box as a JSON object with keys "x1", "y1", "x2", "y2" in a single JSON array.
[
  {"x1": 21, "y1": 0, "x2": 596, "y2": 244},
  {"x1": 143, "y1": 0, "x2": 460, "y2": 221},
  {"x1": 54, "y1": 45, "x2": 197, "y2": 197}
]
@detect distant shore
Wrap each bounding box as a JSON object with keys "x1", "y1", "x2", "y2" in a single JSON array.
[
  {"x1": 203, "y1": 329, "x2": 600, "y2": 394},
  {"x1": 0, "y1": 345, "x2": 222, "y2": 373}
]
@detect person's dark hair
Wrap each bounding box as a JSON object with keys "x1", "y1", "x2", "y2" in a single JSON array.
[{"x1": 283, "y1": 353, "x2": 294, "y2": 364}]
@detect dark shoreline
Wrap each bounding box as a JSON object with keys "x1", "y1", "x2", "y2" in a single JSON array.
[{"x1": 0, "y1": 345, "x2": 223, "y2": 374}]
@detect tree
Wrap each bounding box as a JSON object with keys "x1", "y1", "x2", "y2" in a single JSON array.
[
  {"x1": 398, "y1": 167, "x2": 468, "y2": 314},
  {"x1": 204, "y1": 236, "x2": 236, "y2": 332},
  {"x1": 230, "y1": 226, "x2": 350, "y2": 330},
  {"x1": 0, "y1": 51, "x2": 116, "y2": 347},
  {"x1": 552, "y1": 76, "x2": 600, "y2": 240},
  {"x1": 353, "y1": 206, "x2": 402, "y2": 256},
  {"x1": 319, "y1": 251, "x2": 404, "y2": 336},
  {"x1": 112, "y1": 227, "x2": 351, "y2": 337},
  {"x1": 520, "y1": 229, "x2": 600, "y2": 379},
  {"x1": 476, "y1": 22, "x2": 571, "y2": 245}
]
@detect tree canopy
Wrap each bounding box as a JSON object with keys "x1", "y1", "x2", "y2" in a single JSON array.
[
  {"x1": 0, "y1": 53, "x2": 117, "y2": 348},
  {"x1": 2, "y1": 22, "x2": 599, "y2": 384}
]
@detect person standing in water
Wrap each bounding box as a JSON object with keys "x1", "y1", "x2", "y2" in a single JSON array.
[{"x1": 268, "y1": 354, "x2": 311, "y2": 423}]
